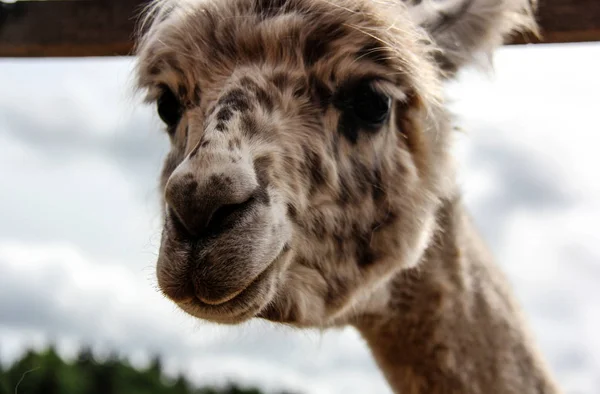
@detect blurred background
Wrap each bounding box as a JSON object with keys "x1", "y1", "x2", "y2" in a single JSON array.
[{"x1": 0, "y1": 18, "x2": 599, "y2": 394}]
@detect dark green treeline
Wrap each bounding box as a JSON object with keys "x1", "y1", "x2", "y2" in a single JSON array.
[{"x1": 0, "y1": 346, "x2": 300, "y2": 394}]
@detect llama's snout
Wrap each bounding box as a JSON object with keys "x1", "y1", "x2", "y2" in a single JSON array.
[
  {"x1": 164, "y1": 160, "x2": 259, "y2": 239},
  {"x1": 157, "y1": 154, "x2": 286, "y2": 309}
]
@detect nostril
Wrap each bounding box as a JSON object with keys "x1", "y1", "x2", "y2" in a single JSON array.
[
  {"x1": 167, "y1": 207, "x2": 196, "y2": 238},
  {"x1": 205, "y1": 195, "x2": 257, "y2": 235},
  {"x1": 165, "y1": 168, "x2": 261, "y2": 238}
]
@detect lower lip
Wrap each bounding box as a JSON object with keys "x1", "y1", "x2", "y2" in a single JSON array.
[
  {"x1": 196, "y1": 286, "x2": 246, "y2": 305},
  {"x1": 187, "y1": 243, "x2": 289, "y2": 309}
]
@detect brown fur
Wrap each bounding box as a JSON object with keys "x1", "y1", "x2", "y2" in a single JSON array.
[
  {"x1": 355, "y1": 199, "x2": 560, "y2": 393},
  {"x1": 133, "y1": 0, "x2": 560, "y2": 392}
]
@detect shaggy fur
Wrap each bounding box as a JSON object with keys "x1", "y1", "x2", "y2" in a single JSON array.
[{"x1": 133, "y1": 0, "x2": 560, "y2": 392}]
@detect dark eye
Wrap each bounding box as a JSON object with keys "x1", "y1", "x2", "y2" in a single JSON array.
[
  {"x1": 349, "y1": 81, "x2": 391, "y2": 128},
  {"x1": 157, "y1": 86, "x2": 183, "y2": 127}
]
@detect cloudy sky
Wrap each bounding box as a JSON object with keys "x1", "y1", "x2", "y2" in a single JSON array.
[{"x1": 0, "y1": 42, "x2": 599, "y2": 394}]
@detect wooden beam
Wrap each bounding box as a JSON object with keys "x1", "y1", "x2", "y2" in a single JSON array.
[
  {"x1": 510, "y1": 0, "x2": 600, "y2": 44},
  {"x1": 0, "y1": 0, "x2": 148, "y2": 57},
  {"x1": 0, "y1": 0, "x2": 599, "y2": 58}
]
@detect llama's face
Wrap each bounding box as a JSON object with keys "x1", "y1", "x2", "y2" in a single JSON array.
[{"x1": 136, "y1": 0, "x2": 453, "y2": 326}]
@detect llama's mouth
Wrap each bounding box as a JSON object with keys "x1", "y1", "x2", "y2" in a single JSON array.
[
  {"x1": 156, "y1": 197, "x2": 292, "y2": 323},
  {"x1": 173, "y1": 246, "x2": 289, "y2": 324}
]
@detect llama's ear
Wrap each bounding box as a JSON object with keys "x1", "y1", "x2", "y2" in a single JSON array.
[{"x1": 404, "y1": 0, "x2": 538, "y2": 76}]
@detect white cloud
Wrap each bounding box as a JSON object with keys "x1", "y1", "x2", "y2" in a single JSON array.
[{"x1": 450, "y1": 43, "x2": 600, "y2": 394}]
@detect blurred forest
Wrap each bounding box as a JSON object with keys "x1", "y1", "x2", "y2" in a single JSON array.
[{"x1": 0, "y1": 346, "x2": 298, "y2": 394}]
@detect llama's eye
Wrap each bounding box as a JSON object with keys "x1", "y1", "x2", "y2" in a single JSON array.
[
  {"x1": 157, "y1": 86, "x2": 183, "y2": 127},
  {"x1": 350, "y1": 82, "x2": 391, "y2": 128}
]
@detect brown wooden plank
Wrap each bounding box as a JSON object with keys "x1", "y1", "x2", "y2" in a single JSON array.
[
  {"x1": 0, "y1": 0, "x2": 599, "y2": 58},
  {"x1": 0, "y1": 0, "x2": 149, "y2": 57},
  {"x1": 510, "y1": 0, "x2": 600, "y2": 44}
]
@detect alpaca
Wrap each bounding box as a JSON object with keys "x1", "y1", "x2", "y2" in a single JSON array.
[{"x1": 133, "y1": 0, "x2": 562, "y2": 392}]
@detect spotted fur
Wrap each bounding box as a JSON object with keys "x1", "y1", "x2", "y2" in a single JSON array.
[{"x1": 134, "y1": 0, "x2": 560, "y2": 392}]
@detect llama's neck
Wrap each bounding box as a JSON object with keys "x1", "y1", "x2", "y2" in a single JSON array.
[{"x1": 353, "y1": 198, "x2": 561, "y2": 394}]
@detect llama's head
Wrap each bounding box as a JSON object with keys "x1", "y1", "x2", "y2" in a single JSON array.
[{"x1": 135, "y1": 0, "x2": 536, "y2": 326}]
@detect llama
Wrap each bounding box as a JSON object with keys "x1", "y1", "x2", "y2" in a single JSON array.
[{"x1": 133, "y1": 0, "x2": 562, "y2": 392}]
